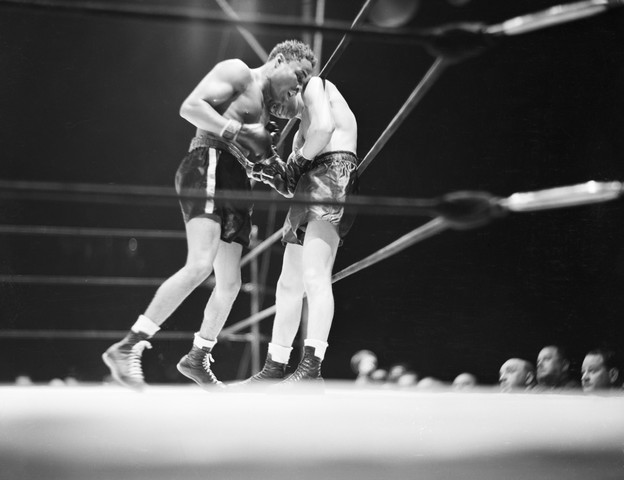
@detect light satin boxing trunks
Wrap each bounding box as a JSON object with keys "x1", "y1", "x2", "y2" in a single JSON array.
[{"x1": 283, "y1": 150, "x2": 359, "y2": 246}]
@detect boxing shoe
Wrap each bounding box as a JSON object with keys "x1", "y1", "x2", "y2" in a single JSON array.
[
  {"x1": 102, "y1": 331, "x2": 152, "y2": 389},
  {"x1": 177, "y1": 345, "x2": 224, "y2": 388},
  {"x1": 278, "y1": 346, "x2": 324, "y2": 386},
  {"x1": 235, "y1": 354, "x2": 288, "y2": 386}
]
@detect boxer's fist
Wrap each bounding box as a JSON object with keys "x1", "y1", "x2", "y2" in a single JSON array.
[
  {"x1": 249, "y1": 154, "x2": 293, "y2": 198},
  {"x1": 265, "y1": 121, "x2": 281, "y2": 146},
  {"x1": 237, "y1": 123, "x2": 273, "y2": 162},
  {"x1": 287, "y1": 149, "x2": 312, "y2": 179}
]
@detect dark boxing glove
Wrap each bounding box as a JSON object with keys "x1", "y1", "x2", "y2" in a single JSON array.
[
  {"x1": 286, "y1": 149, "x2": 312, "y2": 187},
  {"x1": 265, "y1": 121, "x2": 281, "y2": 147},
  {"x1": 248, "y1": 154, "x2": 294, "y2": 198},
  {"x1": 221, "y1": 120, "x2": 273, "y2": 163}
]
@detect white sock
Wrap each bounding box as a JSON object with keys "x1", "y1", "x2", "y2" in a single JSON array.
[
  {"x1": 193, "y1": 333, "x2": 217, "y2": 350},
  {"x1": 131, "y1": 315, "x2": 160, "y2": 337},
  {"x1": 268, "y1": 343, "x2": 292, "y2": 364},
  {"x1": 304, "y1": 339, "x2": 328, "y2": 361}
]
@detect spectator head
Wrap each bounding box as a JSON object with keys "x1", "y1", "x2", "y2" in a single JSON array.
[
  {"x1": 452, "y1": 372, "x2": 477, "y2": 390},
  {"x1": 499, "y1": 358, "x2": 536, "y2": 392},
  {"x1": 387, "y1": 363, "x2": 409, "y2": 383},
  {"x1": 416, "y1": 377, "x2": 445, "y2": 390},
  {"x1": 15, "y1": 374, "x2": 34, "y2": 386},
  {"x1": 369, "y1": 368, "x2": 388, "y2": 384},
  {"x1": 396, "y1": 371, "x2": 419, "y2": 387},
  {"x1": 536, "y1": 345, "x2": 572, "y2": 387},
  {"x1": 350, "y1": 350, "x2": 378, "y2": 377},
  {"x1": 581, "y1": 348, "x2": 620, "y2": 393}
]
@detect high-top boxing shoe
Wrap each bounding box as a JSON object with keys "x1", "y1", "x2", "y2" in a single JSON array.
[
  {"x1": 102, "y1": 331, "x2": 152, "y2": 389},
  {"x1": 236, "y1": 354, "x2": 288, "y2": 386},
  {"x1": 279, "y1": 346, "x2": 324, "y2": 385},
  {"x1": 177, "y1": 345, "x2": 224, "y2": 388}
]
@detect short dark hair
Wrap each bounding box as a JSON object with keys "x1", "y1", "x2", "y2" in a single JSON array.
[
  {"x1": 586, "y1": 348, "x2": 618, "y2": 370},
  {"x1": 543, "y1": 344, "x2": 569, "y2": 362},
  {"x1": 268, "y1": 40, "x2": 317, "y2": 69}
]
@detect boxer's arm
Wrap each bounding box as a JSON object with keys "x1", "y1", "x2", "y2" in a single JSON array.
[
  {"x1": 299, "y1": 77, "x2": 334, "y2": 160},
  {"x1": 291, "y1": 129, "x2": 304, "y2": 154},
  {"x1": 179, "y1": 59, "x2": 250, "y2": 134}
]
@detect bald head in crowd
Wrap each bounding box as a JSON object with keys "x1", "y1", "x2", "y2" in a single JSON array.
[{"x1": 499, "y1": 358, "x2": 536, "y2": 392}]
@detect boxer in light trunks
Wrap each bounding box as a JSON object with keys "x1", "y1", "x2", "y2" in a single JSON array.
[
  {"x1": 242, "y1": 75, "x2": 358, "y2": 383},
  {"x1": 102, "y1": 40, "x2": 316, "y2": 389}
]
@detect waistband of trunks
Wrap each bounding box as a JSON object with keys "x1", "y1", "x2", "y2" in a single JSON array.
[
  {"x1": 313, "y1": 150, "x2": 358, "y2": 167},
  {"x1": 188, "y1": 132, "x2": 252, "y2": 169}
]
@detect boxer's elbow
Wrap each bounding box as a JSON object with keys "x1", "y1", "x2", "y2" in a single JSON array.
[
  {"x1": 179, "y1": 100, "x2": 195, "y2": 122},
  {"x1": 180, "y1": 95, "x2": 209, "y2": 122}
]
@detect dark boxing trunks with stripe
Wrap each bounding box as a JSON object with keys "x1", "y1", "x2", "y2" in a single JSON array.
[{"x1": 175, "y1": 133, "x2": 253, "y2": 247}]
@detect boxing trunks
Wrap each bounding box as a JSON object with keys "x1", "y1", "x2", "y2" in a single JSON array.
[
  {"x1": 283, "y1": 150, "x2": 359, "y2": 246},
  {"x1": 175, "y1": 132, "x2": 253, "y2": 247}
]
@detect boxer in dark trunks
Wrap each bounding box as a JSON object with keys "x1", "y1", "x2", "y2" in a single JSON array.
[
  {"x1": 242, "y1": 76, "x2": 358, "y2": 384},
  {"x1": 102, "y1": 40, "x2": 316, "y2": 389}
]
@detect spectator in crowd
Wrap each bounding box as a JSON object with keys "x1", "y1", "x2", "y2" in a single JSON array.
[
  {"x1": 350, "y1": 349, "x2": 378, "y2": 385},
  {"x1": 396, "y1": 371, "x2": 419, "y2": 387},
  {"x1": 535, "y1": 345, "x2": 580, "y2": 391},
  {"x1": 452, "y1": 372, "x2": 477, "y2": 390},
  {"x1": 498, "y1": 357, "x2": 536, "y2": 392},
  {"x1": 14, "y1": 374, "x2": 33, "y2": 386},
  {"x1": 370, "y1": 368, "x2": 388, "y2": 384},
  {"x1": 416, "y1": 377, "x2": 445, "y2": 390},
  {"x1": 387, "y1": 363, "x2": 410, "y2": 384},
  {"x1": 581, "y1": 348, "x2": 620, "y2": 393}
]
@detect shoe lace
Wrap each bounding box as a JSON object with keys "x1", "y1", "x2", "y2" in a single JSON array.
[
  {"x1": 283, "y1": 354, "x2": 319, "y2": 383},
  {"x1": 127, "y1": 340, "x2": 152, "y2": 380},
  {"x1": 202, "y1": 353, "x2": 219, "y2": 383},
  {"x1": 284, "y1": 361, "x2": 306, "y2": 383}
]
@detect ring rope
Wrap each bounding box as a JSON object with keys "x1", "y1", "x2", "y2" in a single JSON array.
[
  {"x1": 1, "y1": 180, "x2": 620, "y2": 253},
  {"x1": 0, "y1": 179, "x2": 446, "y2": 215},
  {"x1": 357, "y1": 57, "x2": 448, "y2": 175},
  {"x1": 330, "y1": 217, "x2": 450, "y2": 283},
  {"x1": 485, "y1": 0, "x2": 624, "y2": 36},
  {"x1": 240, "y1": 226, "x2": 287, "y2": 268},
  {"x1": 213, "y1": 0, "x2": 268, "y2": 62},
  {"x1": 0, "y1": 224, "x2": 185, "y2": 239},
  {"x1": 1, "y1": 180, "x2": 620, "y2": 228},
  {"x1": 0, "y1": 274, "x2": 275, "y2": 294},
  {"x1": 0, "y1": 0, "x2": 447, "y2": 44},
  {"x1": 4, "y1": 0, "x2": 620, "y2": 43},
  {"x1": 0, "y1": 329, "x2": 269, "y2": 342}
]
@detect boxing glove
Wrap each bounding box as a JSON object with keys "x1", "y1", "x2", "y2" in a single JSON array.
[
  {"x1": 248, "y1": 154, "x2": 293, "y2": 198},
  {"x1": 236, "y1": 123, "x2": 273, "y2": 162},
  {"x1": 285, "y1": 149, "x2": 312, "y2": 187}
]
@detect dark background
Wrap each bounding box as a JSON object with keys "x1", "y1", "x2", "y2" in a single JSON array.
[{"x1": 1, "y1": 0, "x2": 622, "y2": 385}]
